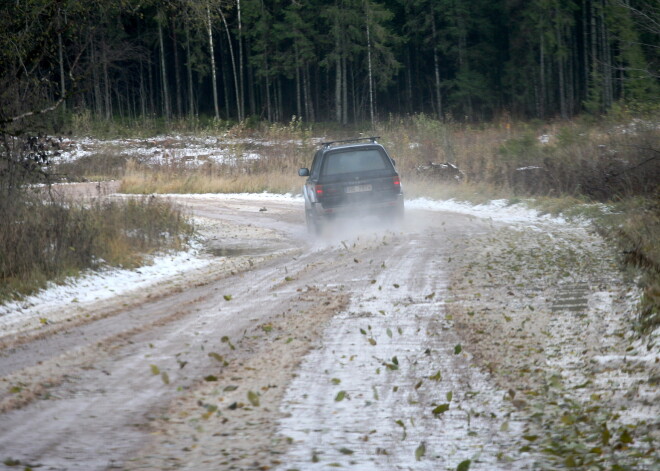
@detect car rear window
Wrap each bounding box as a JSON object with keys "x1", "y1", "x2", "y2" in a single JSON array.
[{"x1": 321, "y1": 149, "x2": 390, "y2": 176}]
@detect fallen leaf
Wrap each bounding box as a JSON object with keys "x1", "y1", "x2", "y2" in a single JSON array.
[
  {"x1": 223, "y1": 294, "x2": 232, "y2": 301},
  {"x1": 150, "y1": 364, "x2": 160, "y2": 375},
  {"x1": 415, "y1": 442, "x2": 426, "y2": 461},
  {"x1": 247, "y1": 390, "x2": 260, "y2": 407},
  {"x1": 208, "y1": 352, "x2": 224, "y2": 362},
  {"x1": 161, "y1": 372, "x2": 170, "y2": 385},
  {"x1": 454, "y1": 344, "x2": 462, "y2": 355},
  {"x1": 432, "y1": 403, "x2": 450, "y2": 415},
  {"x1": 457, "y1": 459, "x2": 471, "y2": 471},
  {"x1": 335, "y1": 390, "x2": 347, "y2": 401}
]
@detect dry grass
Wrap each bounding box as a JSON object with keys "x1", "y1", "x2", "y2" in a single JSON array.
[
  {"x1": 0, "y1": 191, "x2": 193, "y2": 301},
  {"x1": 120, "y1": 162, "x2": 302, "y2": 195}
]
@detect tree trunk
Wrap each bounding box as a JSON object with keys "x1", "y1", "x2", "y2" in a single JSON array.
[
  {"x1": 185, "y1": 21, "x2": 195, "y2": 118},
  {"x1": 342, "y1": 57, "x2": 348, "y2": 125},
  {"x1": 102, "y1": 40, "x2": 112, "y2": 120},
  {"x1": 58, "y1": 12, "x2": 66, "y2": 112},
  {"x1": 335, "y1": 28, "x2": 342, "y2": 124},
  {"x1": 295, "y1": 43, "x2": 302, "y2": 118},
  {"x1": 237, "y1": 0, "x2": 245, "y2": 120},
  {"x1": 556, "y1": 21, "x2": 567, "y2": 119},
  {"x1": 431, "y1": 7, "x2": 442, "y2": 120},
  {"x1": 206, "y1": 4, "x2": 220, "y2": 120},
  {"x1": 158, "y1": 17, "x2": 171, "y2": 120},
  {"x1": 539, "y1": 33, "x2": 545, "y2": 118},
  {"x1": 303, "y1": 64, "x2": 315, "y2": 122},
  {"x1": 365, "y1": 0, "x2": 374, "y2": 128},
  {"x1": 172, "y1": 19, "x2": 183, "y2": 117},
  {"x1": 218, "y1": 6, "x2": 242, "y2": 121}
]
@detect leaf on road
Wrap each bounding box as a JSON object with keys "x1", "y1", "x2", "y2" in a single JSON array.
[
  {"x1": 415, "y1": 442, "x2": 426, "y2": 461},
  {"x1": 221, "y1": 336, "x2": 236, "y2": 350},
  {"x1": 331, "y1": 378, "x2": 341, "y2": 385},
  {"x1": 619, "y1": 429, "x2": 634, "y2": 444},
  {"x1": 454, "y1": 344, "x2": 462, "y2": 355},
  {"x1": 395, "y1": 419, "x2": 407, "y2": 440},
  {"x1": 204, "y1": 375, "x2": 218, "y2": 382},
  {"x1": 393, "y1": 283, "x2": 400, "y2": 288},
  {"x1": 457, "y1": 459, "x2": 471, "y2": 471},
  {"x1": 247, "y1": 390, "x2": 260, "y2": 407},
  {"x1": 386, "y1": 328, "x2": 393, "y2": 338},
  {"x1": 208, "y1": 352, "x2": 224, "y2": 362},
  {"x1": 360, "y1": 328, "x2": 367, "y2": 335},
  {"x1": 335, "y1": 390, "x2": 347, "y2": 402},
  {"x1": 429, "y1": 370, "x2": 442, "y2": 381},
  {"x1": 262, "y1": 324, "x2": 273, "y2": 333},
  {"x1": 161, "y1": 372, "x2": 170, "y2": 385},
  {"x1": 368, "y1": 338, "x2": 377, "y2": 346},
  {"x1": 223, "y1": 294, "x2": 232, "y2": 301},
  {"x1": 446, "y1": 391, "x2": 453, "y2": 402},
  {"x1": 224, "y1": 385, "x2": 239, "y2": 392},
  {"x1": 432, "y1": 403, "x2": 450, "y2": 416},
  {"x1": 338, "y1": 447, "x2": 354, "y2": 455},
  {"x1": 150, "y1": 364, "x2": 160, "y2": 375}
]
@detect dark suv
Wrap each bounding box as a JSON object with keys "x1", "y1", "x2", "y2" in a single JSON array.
[{"x1": 298, "y1": 137, "x2": 404, "y2": 234}]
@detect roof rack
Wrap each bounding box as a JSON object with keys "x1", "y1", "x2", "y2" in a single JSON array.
[{"x1": 321, "y1": 136, "x2": 380, "y2": 148}]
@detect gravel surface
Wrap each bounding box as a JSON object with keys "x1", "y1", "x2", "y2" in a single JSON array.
[{"x1": 0, "y1": 190, "x2": 657, "y2": 471}]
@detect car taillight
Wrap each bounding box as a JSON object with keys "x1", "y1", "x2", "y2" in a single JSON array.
[
  {"x1": 393, "y1": 176, "x2": 401, "y2": 189},
  {"x1": 315, "y1": 184, "x2": 324, "y2": 196}
]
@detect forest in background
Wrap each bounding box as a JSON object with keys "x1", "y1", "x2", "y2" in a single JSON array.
[{"x1": 1, "y1": 0, "x2": 658, "y2": 128}]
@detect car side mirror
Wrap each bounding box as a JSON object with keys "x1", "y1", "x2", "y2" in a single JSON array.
[{"x1": 298, "y1": 168, "x2": 310, "y2": 177}]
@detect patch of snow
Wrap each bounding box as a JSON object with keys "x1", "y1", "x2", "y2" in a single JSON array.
[
  {"x1": 0, "y1": 242, "x2": 212, "y2": 337},
  {"x1": 406, "y1": 198, "x2": 569, "y2": 226}
]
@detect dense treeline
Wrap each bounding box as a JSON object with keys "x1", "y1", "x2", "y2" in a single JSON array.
[{"x1": 1, "y1": 0, "x2": 658, "y2": 126}]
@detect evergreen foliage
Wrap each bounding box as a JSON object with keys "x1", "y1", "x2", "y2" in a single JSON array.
[{"x1": 1, "y1": 0, "x2": 657, "y2": 125}]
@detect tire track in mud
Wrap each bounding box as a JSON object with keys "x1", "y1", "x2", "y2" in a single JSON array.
[{"x1": 277, "y1": 223, "x2": 526, "y2": 470}]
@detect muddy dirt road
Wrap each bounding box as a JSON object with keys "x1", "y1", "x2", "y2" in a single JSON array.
[{"x1": 0, "y1": 194, "x2": 657, "y2": 470}]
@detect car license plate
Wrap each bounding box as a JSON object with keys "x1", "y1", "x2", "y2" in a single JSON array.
[{"x1": 345, "y1": 184, "x2": 372, "y2": 193}]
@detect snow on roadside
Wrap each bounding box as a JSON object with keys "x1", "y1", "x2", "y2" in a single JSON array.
[
  {"x1": 0, "y1": 243, "x2": 212, "y2": 337},
  {"x1": 406, "y1": 197, "x2": 570, "y2": 226}
]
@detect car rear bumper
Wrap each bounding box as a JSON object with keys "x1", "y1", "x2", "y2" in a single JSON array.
[{"x1": 312, "y1": 194, "x2": 404, "y2": 218}]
